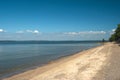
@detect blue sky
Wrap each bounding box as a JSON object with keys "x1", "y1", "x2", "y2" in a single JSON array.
[{"x1": 0, "y1": 0, "x2": 119, "y2": 40}]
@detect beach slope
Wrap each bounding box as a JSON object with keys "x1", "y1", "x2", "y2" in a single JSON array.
[{"x1": 3, "y1": 43, "x2": 120, "y2": 80}]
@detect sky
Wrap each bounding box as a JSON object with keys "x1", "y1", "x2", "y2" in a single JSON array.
[{"x1": 0, "y1": 0, "x2": 120, "y2": 40}]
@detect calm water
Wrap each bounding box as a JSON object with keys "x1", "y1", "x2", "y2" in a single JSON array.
[{"x1": 0, "y1": 41, "x2": 101, "y2": 78}]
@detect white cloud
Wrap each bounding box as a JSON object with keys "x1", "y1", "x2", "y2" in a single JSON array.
[
  {"x1": 64, "y1": 32, "x2": 78, "y2": 35},
  {"x1": 33, "y1": 30, "x2": 39, "y2": 34},
  {"x1": 64, "y1": 31, "x2": 106, "y2": 35},
  {"x1": 0, "y1": 29, "x2": 5, "y2": 32},
  {"x1": 112, "y1": 29, "x2": 115, "y2": 32},
  {"x1": 109, "y1": 29, "x2": 116, "y2": 35},
  {"x1": 26, "y1": 30, "x2": 33, "y2": 33},
  {"x1": 16, "y1": 29, "x2": 40, "y2": 34},
  {"x1": 16, "y1": 31, "x2": 24, "y2": 33},
  {"x1": 0, "y1": 30, "x2": 108, "y2": 40}
]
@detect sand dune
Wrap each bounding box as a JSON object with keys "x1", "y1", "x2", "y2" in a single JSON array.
[{"x1": 3, "y1": 43, "x2": 120, "y2": 80}]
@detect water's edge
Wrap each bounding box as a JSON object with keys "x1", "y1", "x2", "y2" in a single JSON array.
[{"x1": 0, "y1": 44, "x2": 101, "y2": 79}]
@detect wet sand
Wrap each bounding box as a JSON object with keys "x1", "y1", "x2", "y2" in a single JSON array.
[{"x1": 3, "y1": 42, "x2": 120, "y2": 80}]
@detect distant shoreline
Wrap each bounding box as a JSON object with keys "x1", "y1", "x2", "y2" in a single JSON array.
[{"x1": 0, "y1": 40, "x2": 104, "y2": 44}]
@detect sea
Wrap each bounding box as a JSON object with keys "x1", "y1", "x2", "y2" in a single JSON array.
[{"x1": 0, "y1": 41, "x2": 101, "y2": 78}]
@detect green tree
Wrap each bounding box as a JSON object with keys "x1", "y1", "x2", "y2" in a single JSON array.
[
  {"x1": 109, "y1": 34, "x2": 116, "y2": 42},
  {"x1": 115, "y1": 24, "x2": 120, "y2": 41},
  {"x1": 109, "y1": 24, "x2": 120, "y2": 42}
]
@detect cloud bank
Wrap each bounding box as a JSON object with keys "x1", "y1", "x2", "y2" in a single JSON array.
[
  {"x1": 64, "y1": 31, "x2": 106, "y2": 35},
  {"x1": 0, "y1": 29, "x2": 112, "y2": 40}
]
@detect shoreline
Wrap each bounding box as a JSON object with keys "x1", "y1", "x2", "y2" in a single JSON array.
[
  {"x1": 0, "y1": 42, "x2": 101, "y2": 79},
  {"x1": 4, "y1": 42, "x2": 120, "y2": 80},
  {"x1": 2, "y1": 44, "x2": 103, "y2": 80},
  {"x1": 1, "y1": 44, "x2": 99, "y2": 79}
]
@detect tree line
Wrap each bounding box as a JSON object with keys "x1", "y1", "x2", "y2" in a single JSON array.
[{"x1": 109, "y1": 24, "x2": 120, "y2": 43}]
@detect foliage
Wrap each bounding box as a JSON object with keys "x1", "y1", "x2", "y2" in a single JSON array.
[
  {"x1": 102, "y1": 38, "x2": 105, "y2": 42},
  {"x1": 109, "y1": 34, "x2": 116, "y2": 42},
  {"x1": 109, "y1": 24, "x2": 120, "y2": 42}
]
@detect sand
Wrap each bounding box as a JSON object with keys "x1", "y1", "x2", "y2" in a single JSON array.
[{"x1": 3, "y1": 42, "x2": 120, "y2": 80}]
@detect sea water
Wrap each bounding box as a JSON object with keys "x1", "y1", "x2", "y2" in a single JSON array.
[{"x1": 0, "y1": 41, "x2": 101, "y2": 78}]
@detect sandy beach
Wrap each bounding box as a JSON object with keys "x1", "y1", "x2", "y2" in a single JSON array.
[{"x1": 3, "y1": 42, "x2": 120, "y2": 80}]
